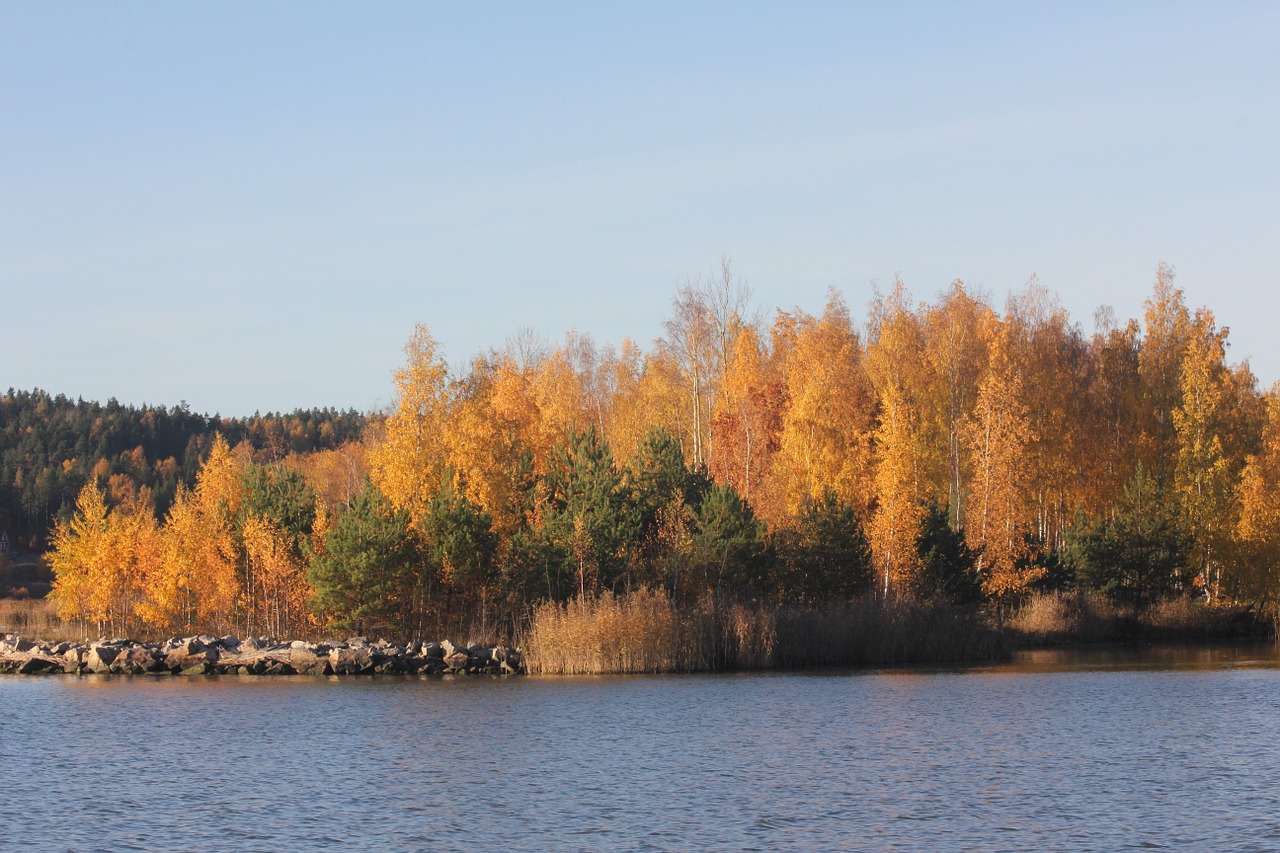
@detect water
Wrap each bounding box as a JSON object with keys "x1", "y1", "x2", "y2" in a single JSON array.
[{"x1": 3, "y1": 644, "x2": 1280, "y2": 852}]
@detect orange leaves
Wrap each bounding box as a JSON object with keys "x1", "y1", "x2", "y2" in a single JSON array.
[
  {"x1": 774, "y1": 292, "x2": 876, "y2": 519},
  {"x1": 242, "y1": 515, "x2": 316, "y2": 639},
  {"x1": 369, "y1": 323, "x2": 451, "y2": 526},
  {"x1": 963, "y1": 325, "x2": 1042, "y2": 600},
  {"x1": 48, "y1": 481, "x2": 157, "y2": 635}
]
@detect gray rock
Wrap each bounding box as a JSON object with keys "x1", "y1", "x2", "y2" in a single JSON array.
[
  {"x1": 84, "y1": 646, "x2": 120, "y2": 673},
  {"x1": 109, "y1": 646, "x2": 163, "y2": 674},
  {"x1": 329, "y1": 647, "x2": 375, "y2": 674}
]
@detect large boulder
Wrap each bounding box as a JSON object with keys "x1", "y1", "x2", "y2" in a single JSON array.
[
  {"x1": 84, "y1": 645, "x2": 121, "y2": 674},
  {"x1": 62, "y1": 646, "x2": 85, "y2": 673},
  {"x1": 289, "y1": 646, "x2": 332, "y2": 675},
  {"x1": 165, "y1": 639, "x2": 220, "y2": 674},
  {"x1": 109, "y1": 645, "x2": 164, "y2": 674},
  {"x1": 329, "y1": 646, "x2": 375, "y2": 675}
]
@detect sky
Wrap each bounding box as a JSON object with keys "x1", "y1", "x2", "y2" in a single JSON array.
[{"x1": 2, "y1": 2, "x2": 1277, "y2": 417}]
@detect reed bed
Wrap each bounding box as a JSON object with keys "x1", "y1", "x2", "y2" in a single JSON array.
[
  {"x1": 523, "y1": 589, "x2": 1007, "y2": 675},
  {"x1": 0, "y1": 597, "x2": 80, "y2": 641},
  {"x1": 1009, "y1": 591, "x2": 1269, "y2": 644},
  {"x1": 524, "y1": 588, "x2": 714, "y2": 674}
]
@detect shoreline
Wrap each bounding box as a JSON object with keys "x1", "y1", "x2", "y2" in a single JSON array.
[{"x1": 0, "y1": 634, "x2": 523, "y2": 676}]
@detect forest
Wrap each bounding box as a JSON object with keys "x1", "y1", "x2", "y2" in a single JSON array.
[
  {"x1": 22, "y1": 262, "x2": 1280, "y2": 644},
  {"x1": 0, "y1": 392, "x2": 364, "y2": 546}
]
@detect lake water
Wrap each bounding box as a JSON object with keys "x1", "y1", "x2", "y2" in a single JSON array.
[{"x1": 3, "y1": 644, "x2": 1279, "y2": 852}]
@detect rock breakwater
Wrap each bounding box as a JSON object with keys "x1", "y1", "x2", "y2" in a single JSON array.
[{"x1": 0, "y1": 634, "x2": 523, "y2": 676}]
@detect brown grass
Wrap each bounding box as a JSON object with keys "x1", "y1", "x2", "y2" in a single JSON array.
[
  {"x1": 523, "y1": 589, "x2": 1008, "y2": 675},
  {"x1": 524, "y1": 588, "x2": 714, "y2": 674},
  {"x1": 0, "y1": 597, "x2": 85, "y2": 641},
  {"x1": 1009, "y1": 591, "x2": 1269, "y2": 644}
]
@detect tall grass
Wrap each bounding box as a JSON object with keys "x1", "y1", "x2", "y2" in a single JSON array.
[
  {"x1": 1009, "y1": 591, "x2": 1270, "y2": 644},
  {"x1": 0, "y1": 597, "x2": 81, "y2": 641},
  {"x1": 523, "y1": 588, "x2": 1007, "y2": 675}
]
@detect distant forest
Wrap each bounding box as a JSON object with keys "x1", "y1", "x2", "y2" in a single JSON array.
[{"x1": 0, "y1": 389, "x2": 365, "y2": 547}]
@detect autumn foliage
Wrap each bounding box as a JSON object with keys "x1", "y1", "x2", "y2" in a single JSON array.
[{"x1": 36, "y1": 262, "x2": 1280, "y2": 638}]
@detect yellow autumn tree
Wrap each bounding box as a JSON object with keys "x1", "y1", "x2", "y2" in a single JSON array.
[
  {"x1": 865, "y1": 282, "x2": 931, "y2": 595},
  {"x1": 442, "y1": 353, "x2": 537, "y2": 536},
  {"x1": 1172, "y1": 308, "x2": 1233, "y2": 599},
  {"x1": 139, "y1": 435, "x2": 244, "y2": 633},
  {"x1": 242, "y1": 515, "x2": 315, "y2": 639},
  {"x1": 964, "y1": 320, "x2": 1042, "y2": 603},
  {"x1": 369, "y1": 323, "x2": 451, "y2": 526},
  {"x1": 600, "y1": 338, "x2": 650, "y2": 466},
  {"x1": 48, "y1": 481, "x2": 158, "y2": 635},
  {"x1": 922, "y1": 281, "x2": 993, "y2": 528},
  {"x1": 774, "y1": 292, "x2": 877, "y2": 518},
  {"x1": 870, "y1": 383, "x2": 924, "y2": 595},
  {"x1": 1235, "y1": 385, "x2": 1280, "y2": 603}
]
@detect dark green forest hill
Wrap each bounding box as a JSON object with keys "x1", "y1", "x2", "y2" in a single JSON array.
[{"x1": 0, "y1": 389, "x2": 365, "y2": 549}]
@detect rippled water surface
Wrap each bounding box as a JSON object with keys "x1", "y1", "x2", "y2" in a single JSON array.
[{"x1": 3, "y1": 644, "x2": 1280, "y2": 852}]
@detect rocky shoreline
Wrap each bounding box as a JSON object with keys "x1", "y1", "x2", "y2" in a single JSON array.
[{"x1": 0, "y1": 634, "x2": 524, "y2": 676}]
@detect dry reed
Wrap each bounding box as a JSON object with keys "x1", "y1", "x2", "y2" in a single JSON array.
[
  {"x1": 1009, "y1": 591, "x2": 1268, "y2": 644},
  {"x1": 523, "y1": 589, "x2": 1008, "y2": 675},
  {"x1": 0, "y1": 597, "x2": 82, "y2": 641}
]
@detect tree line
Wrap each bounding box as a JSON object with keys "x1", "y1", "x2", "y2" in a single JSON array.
[
  {"x1": 40, "y1": 262, "x2": 1280, "y2": 638},
  {"x1": 0, "y1": 389, "x2": 364, "y2": 547}
]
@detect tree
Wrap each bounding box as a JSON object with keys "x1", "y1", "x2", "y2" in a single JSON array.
[
  {"x1": 774, "y1": 292, "x2": 877, "y2": 517},
  {"x1": 1234, "y1": 385, "x2": 1280, "y2": 604},
  {"x1": 540, "y1": 428, "x2": 640, "y2": 597},
  {"x1": 914, "y1": 502, "x2": 983, "y2": 606},
  {"x1": 710, "y1": 325, "x2": 781, "y2": 514},
  {"x1": 964, "y1": 321, "x2": 1043, "y2": 603},
  {"x1": 139, "y1": 435, "x2": 244, "y2": 634},
  {"x1": 309, "y1": 483, "x2": 425, "y2": 636},
  {"x1": 690, "y1": 481, "x2": 769, "y2": 597},
  {"x1": 1173, "y1": 309, "x2": 1233, "y2": 598},
  {"x1": 923, "y1": 282, "x2": 993, "y2": 528},
  {"x1": 776, "y1": 492, "x2": 873, "y2": 602},
  {"x1": 1067, "y1": 466, "x2": 1190, "y2": 608},
  {"x1": 47, "y1": 481, "x2": 152, "y2": 634},
  {"x1": 422, "y1": 474, "x2": 498, "y2": 590},
  {"x1": 242, "y1": 462, "x2": 316, "y2": 549},
  {"x1": 369, "y1": 323, "x2": 451, "y2": 526},
  {"x1": 242, "y1": 514, "x2": 314, "y2": 639},
  {"x1": 1138, "y1": 263, "x2": 1192, "y2": 487},
  {"x1": 660, "y1": 257, "x2": 753, "y2": 471}
]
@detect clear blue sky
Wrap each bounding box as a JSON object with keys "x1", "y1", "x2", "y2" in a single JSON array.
[{"x1": 3, "y1": 2, "x2": 1277, "y2": 416}]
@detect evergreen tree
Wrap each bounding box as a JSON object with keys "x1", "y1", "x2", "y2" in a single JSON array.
[
  {"x1": 541, "y1": 428, "x2": 641, "y2": 596},
  {"x1": 914, "y1": 502, "x2": 984, "y2": 606},
  {"x1": 691, "y1": 482, "x2": 769, "y2": 597},
  {"x1": 309, "y1": 483, "x2": 425, "y2": 636},
  {"x1": 777, "y1": 491, "x2": 873, "y2": 602},
  {"x1": 1067, "y1": 466, "x2": 1191, "y2": 608}
]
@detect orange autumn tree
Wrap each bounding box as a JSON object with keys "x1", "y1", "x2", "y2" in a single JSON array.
[
  {"x1": 922, "y1": 281, "x2": 993, "y2": 529},
  {"x1": 964, "y1": 319, "x2": 1042, "y2": 604},
  {"x1": 139, "y1": 435, "x2": 244, "y2": 633},
  {"x1": 48, "y1": 481, "x2": 155, "y2": 635},
  {"x1": 370, "y1": 323, "x2": 451, "y2": 527},
  {"x1": 864, "y1": 282, "x2": 932, "y2": 596},
  {"x1": 710, "y1": 324, "x2": 781, "y2": 519},
  {"x1": 1235, "y1": 385, "x2": 1280, "y2": 603},
  {"x1": 774, "y1": 292, "x2": 877, "y2": 518}
]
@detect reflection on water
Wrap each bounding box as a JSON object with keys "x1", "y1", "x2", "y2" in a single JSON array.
[
  {"x1": 2, "y1": 644, "x2": 1279, "y2": 853},
  {"x1": 1005, "y1": 641, "x2": 1280, "y2": 673}
]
